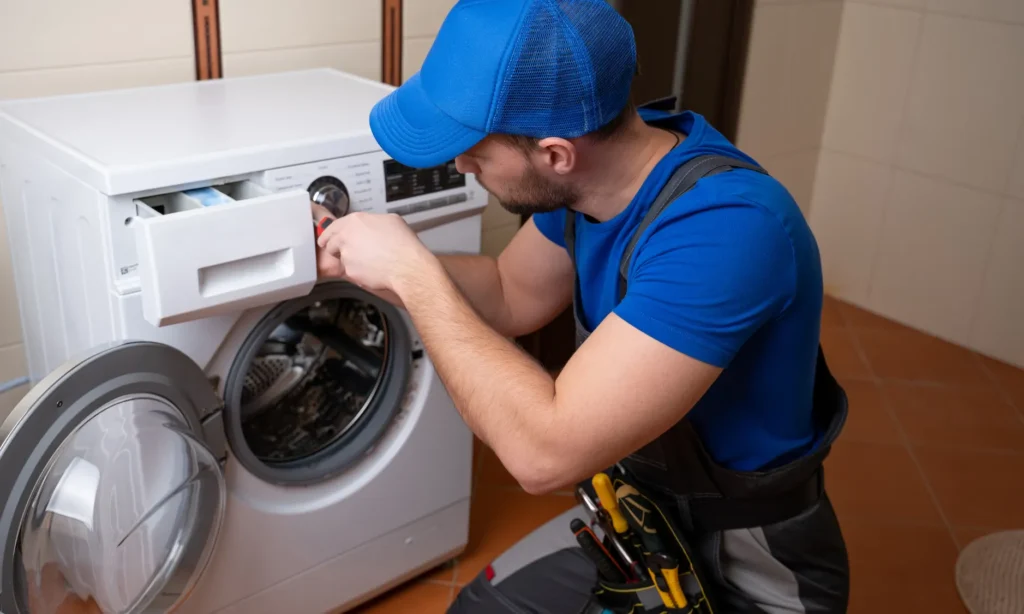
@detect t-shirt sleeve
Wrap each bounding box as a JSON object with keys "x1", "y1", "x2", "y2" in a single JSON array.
[
  {"x1": 531, "y1": 211, "x2": 567, "y2": 249},
  {"x1": 613, "y1": 203, "x2": 796, "y2": 369}
]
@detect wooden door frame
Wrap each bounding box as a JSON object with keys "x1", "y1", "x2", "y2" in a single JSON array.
[
  {"x1": 192, "y1": 0, "x2": 223, "y2": 80},
  {"x1": 382, "y1": 0, "x2": 404, "y2": 86}
]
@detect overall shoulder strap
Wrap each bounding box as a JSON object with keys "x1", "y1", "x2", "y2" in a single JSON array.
[{"x1": 617, "y1": 154, "x2": 768, "y2": 300}]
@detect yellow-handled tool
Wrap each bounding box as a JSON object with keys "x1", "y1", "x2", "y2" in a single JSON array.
[
  {"x1": 648, "y1": 553, "x2": 687, "y2": 609},
  {"x1": 592, "y1": 473, "x2": 629, "y2": 534}
]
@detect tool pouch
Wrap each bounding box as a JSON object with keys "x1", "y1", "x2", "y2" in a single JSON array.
[{"x1": 581, "y1": 473, "x2": 718, "y2": 614}]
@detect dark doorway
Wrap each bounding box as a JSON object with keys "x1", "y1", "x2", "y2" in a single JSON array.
[{"x1": 516, "y1": 0, "x2": 756, "y2": 372}]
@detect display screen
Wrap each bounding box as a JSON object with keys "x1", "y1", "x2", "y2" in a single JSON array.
[{"x1": 383, "y1": 159, "x2": 466, "y2": 202}]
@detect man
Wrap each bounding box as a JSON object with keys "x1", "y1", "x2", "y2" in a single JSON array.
[{"x1": 314, "y1": 0, "x2": 850, "y2": 612}]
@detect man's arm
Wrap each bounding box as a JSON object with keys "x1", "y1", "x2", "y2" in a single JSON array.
[
  {"x1": 316, "y1": 208, "x2": 573, "y2": 338},
  {"x1": 394, "y1": 262, "x2": 722, "y2": 494}
]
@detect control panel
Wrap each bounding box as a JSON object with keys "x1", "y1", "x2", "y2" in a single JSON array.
[{"x1": 259, "y1": 150, "x2": 476, "y2": 219}]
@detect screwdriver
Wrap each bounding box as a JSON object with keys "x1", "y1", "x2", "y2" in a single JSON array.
[
  {"x1": 570, "y1": 518, "x2": 627, "y2": 583},
  {"x1": 575, "y1": 487, "x2": 646, "y2": 582}
]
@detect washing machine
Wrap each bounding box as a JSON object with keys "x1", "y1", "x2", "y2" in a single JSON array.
[{"x1": 0, "y1": 68, "x2": 488, "y2": 613}]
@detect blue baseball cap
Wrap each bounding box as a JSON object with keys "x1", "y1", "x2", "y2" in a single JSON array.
[{"x1": 369, "y1": 0, "x2": 638, "y2": 169}]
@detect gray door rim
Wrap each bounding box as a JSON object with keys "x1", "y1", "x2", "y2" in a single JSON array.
[{"x1": 0, "y1": 340, "x2": 227, "y2": 614}]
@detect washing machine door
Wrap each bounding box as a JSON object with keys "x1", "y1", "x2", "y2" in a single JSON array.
[{"x1": 0, "y1": 341, "x2": 227, "y2": 614}]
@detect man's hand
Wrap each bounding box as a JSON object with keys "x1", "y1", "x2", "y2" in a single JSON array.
[
  {"x1": 314, "y1": 209, "x2": 439, "y2": 294},
  {"x1": 312, "y1": 203, "x2": 344, "y2": 280}
]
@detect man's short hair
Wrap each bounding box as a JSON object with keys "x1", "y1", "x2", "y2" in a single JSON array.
[{"x1": 498, "y1": 99, "x2": 638, "y2": 153}]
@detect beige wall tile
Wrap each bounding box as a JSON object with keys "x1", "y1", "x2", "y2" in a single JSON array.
[
  {"x1": 866, "y1": 171, "x2": 1003, "y2": 346},
  {"x1": 0, "y1": 344, "x2": 27, "y2": 384},
  {"x1": 219, "y1": 0, "x2": 380, "y2": 53},
  {"x1": 482, "y1": 196, "x2": 519, "y2": 231},
  {"x1": 782, "y1": 2, "x2": 844, "y2": 153},
  {"x1": 848, "y1": 0, "x2": 928, "y2": 8},
  {"x1": 736, "y1": 3, "x2": 789, "y2": 159},
  {"x1": 0, "y1": 384, "x2": 28, "y2": 424},
  {"x1": 896, "y1": 15, "x2": 1024, "y2": 192},
  {"x1": 223, "y1": 43, "x2": 381, "y2": 82},
  {"x1": 737, "y1": 2, "x2": 841, "y2": 159},
  {"x1": 405, "y1": 0, "x2": 459, "y2": 38},
  {"x1": 822, "y1": 3, "x2": 922, "y2": 163},
  {"x1": 928, "y1": 0, "x2": 1024, "y2": 25},
  {"x1": 0, "y1": 58, "x2": 194, "y2": 101},
  {"x1": 404, "y1": 37, "x2": 434, "y2": 81},
  {"x1": 481, "y1": 223, "x2": 520, "y2": 259},
  {"x1": 0, "y1": 0, "x2": 193, "y2": 72},
  {"x1": 1007, "y1": 125, "x2": 1024, "y2": 200},
  {"x1": 970, "y1": 200, "x2": 1024, "y2": 368},
  {"x1": 759, "y1": 149, "x2": 820, "y2": 217},
  {"x1": 808, "y1": 151, "x2": 893, "y2": 304},
  {"x1": 0, "y1": 202, "x2": 23, "y2": 349}
]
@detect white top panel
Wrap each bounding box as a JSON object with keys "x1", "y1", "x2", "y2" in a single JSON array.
[{"x1": 0, "y1": 69, "x2": 395, "y2": 195}]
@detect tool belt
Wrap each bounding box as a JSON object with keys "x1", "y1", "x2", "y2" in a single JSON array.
[
  {"x1": 574, "y1": 470, "x2": 716, "y2": 613},
  {"x1": 571, "y1": 345, "x2": 848, "y2": 614}
]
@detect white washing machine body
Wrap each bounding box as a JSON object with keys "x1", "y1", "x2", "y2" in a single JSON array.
[{"x1": 0, "y1": 69, "x2": 489, "y2": 613}]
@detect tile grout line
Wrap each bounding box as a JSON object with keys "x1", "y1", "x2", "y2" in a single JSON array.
[
  {"x1": 821, "y1": 145, "x2": 1024, "y2": 204},
  {"x1": 974, "y1": 354, "x2": 1024, "y2": 426},
  {"x1": 843, "y1": 318, "x2": 963, "y2": 550},
  {"x1": 847, "y1": 0, "x2": 1024, "y2": 28}
]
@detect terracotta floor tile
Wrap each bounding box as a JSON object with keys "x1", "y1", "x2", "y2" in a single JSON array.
[
  {"x1": 836, "y1": 300, "x2": 911, "y2": 333},
  {"x1": 420, "y1": 560, "x2": 457, "y2": 585},
  {"x1": 821, "y1": 296, "x2": 847, "y2": 329},
  {"x1": 856, "y1": 328, "x2": 990, "y2": 387},
  {"x1": 914, "y1": 446, "x2": 1024, "y2": 529},
  {"x1": 842, "y1": 522, "x2": 966, "y2": 614},
  {"x1": 981, "y1": 356, "x2": 1024, "y2": 410},
  {"x1": 351, "y1": 581, "x2": 453, "y2": 614},
  {"x1": 883, "y1": 381, "x2": 1024, "y2": 451},
  {"x1": 475, "y1": 445, "x2": 521, "y2": 490},
  {"x1": 823, "y1": 441, "x2": 944, "y2": 525},
  {"x1": 837, "y1": 379, "x2": 902, "y2": 445},
  {"x1": 953, "y1": 526, "x2": 1004, "y2": 550},
  {"x1": 455, "y1": 487, "x2": 577, "y2": 584},
  {"x1": 820, "y1": 326, "x2": 871, "y2": 380}
]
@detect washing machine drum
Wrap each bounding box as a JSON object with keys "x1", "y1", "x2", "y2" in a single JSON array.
[{"x1": 222, "y1": 282, "x2": 414, "y2": 485}]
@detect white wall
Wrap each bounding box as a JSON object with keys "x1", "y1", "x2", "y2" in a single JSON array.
[
  {"x1": 0, "y1": 0, "x2": 197, "y2": 416},
  {"x1": 808, "y1": 0, "x2": 1024, "y2": 367}
]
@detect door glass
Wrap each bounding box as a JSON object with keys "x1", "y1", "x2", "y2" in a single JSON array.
[
  {"x1": 16, "y1": 395, "x2": 224, "y2": 614},
  {"x1": 239, "y1": 298, "x2": 389, "y2": 464}
]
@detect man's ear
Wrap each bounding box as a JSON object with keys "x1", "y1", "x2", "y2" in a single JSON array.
[{"x1": 535, "y1": 137, "x2": 576, "y2": 176}]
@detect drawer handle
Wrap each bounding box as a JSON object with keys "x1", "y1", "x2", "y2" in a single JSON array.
[{"x1": 197, "y1": 248, "x2": 295, "y2": 298}]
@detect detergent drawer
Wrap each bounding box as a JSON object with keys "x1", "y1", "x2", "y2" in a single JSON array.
[{"x1": 132, "y1": 181, "x2": 316, "y2": 327}]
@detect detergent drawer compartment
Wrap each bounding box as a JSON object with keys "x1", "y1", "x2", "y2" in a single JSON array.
[{"x1": 132, "y1": 181, "x2": 316, "y2": 327}]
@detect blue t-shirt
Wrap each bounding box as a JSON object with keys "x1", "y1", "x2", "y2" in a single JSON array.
[{"x1": 533, "y1": 111, "x2": 824, "y2": 472}]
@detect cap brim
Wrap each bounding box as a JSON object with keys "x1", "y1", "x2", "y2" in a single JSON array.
[{"x1": 369, "y1": 73, "x2": 486, "y2": 169}]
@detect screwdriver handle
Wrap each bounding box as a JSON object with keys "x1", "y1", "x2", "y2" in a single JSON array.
[
  {"x1": 592, "y1": 473, "x2": 629, "y2": 534},
  {"x1": 571, "y1": 519, "x2": 627, "y2": 583}
]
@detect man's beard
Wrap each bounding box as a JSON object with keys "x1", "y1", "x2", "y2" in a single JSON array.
[{"x1": 479, "y1": 166, "x2": 580, "y2": 216}]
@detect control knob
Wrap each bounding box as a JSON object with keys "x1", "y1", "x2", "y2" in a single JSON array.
[{"x1": 309, "y1": 176, "x2": 350, "y2": 218}]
